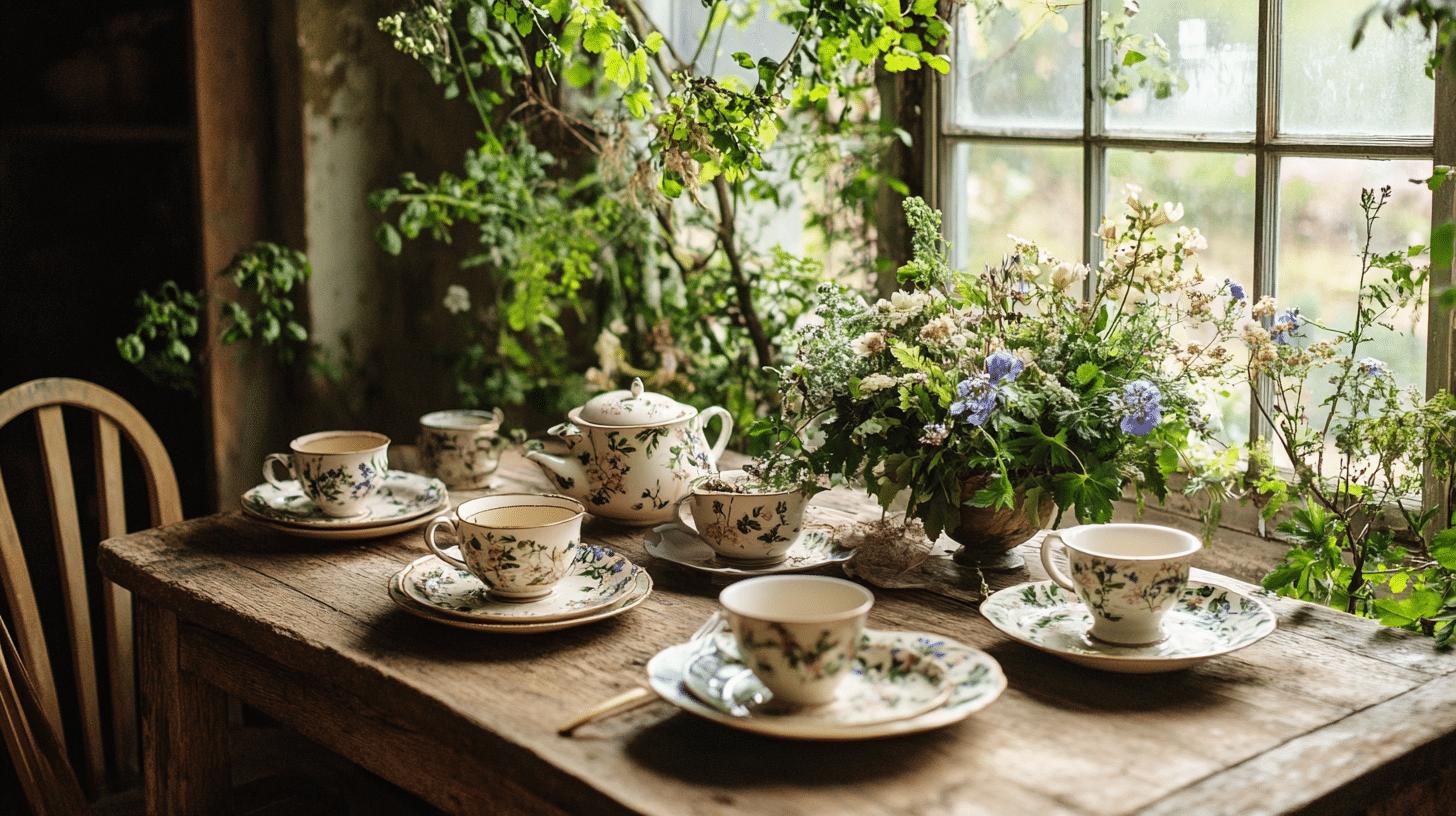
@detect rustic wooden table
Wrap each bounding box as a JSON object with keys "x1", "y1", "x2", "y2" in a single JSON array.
[{"x1": 98, "y1": 451, "x2": 1456, "y2": 816}]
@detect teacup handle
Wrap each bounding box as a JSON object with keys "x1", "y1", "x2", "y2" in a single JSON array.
[
  {"x1": 698, "y1": 406, "x2": 734, "y2": 467},
  {"x1": 425, "y1": 517, "x2": 470, "y2": 572},
  {"x1": 262, "y1": 453, "x2": 294, "y2": 490},
  {"x1": 672, "y1": 496, "x2": 699, "y2": 536},
  {"x1": 1039, "y1": 530, "x2": 1076, "y2": 592}
]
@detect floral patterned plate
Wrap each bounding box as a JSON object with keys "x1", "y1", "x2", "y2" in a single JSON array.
[
  {"x1": 396, "y1": 546, "x2": 641, "y2": 623},
  {"x1": 388, "y1": 566, "x2": 653, "y2": 634},
  {"x1": 644, "y1": 524, "x2": 853, "y2": 576},
  {"x1": 980, "y1": 580, "x2": 1277, "y2": 674},
  {"x1": 241, "y1": 470, "x2": 448, "y2": 529},
  {"x1": 647, "y1": 630, "x2": 1005, "y2": 740},
  {"x1": 684, "y1": 630, "x2": 954, "y2": 729}
]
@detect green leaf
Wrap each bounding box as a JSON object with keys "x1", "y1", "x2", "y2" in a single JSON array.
[
  {"x1": 583, "y1": 25, "x2": 613, "y2": 54},
  {"x1": 1432, "y1": 527, "x2": 1456, "y2": 570},
  {"x1": 366, "y1": 188, "x2": 400, "y2": 212},
  {"x1": 659, "y1": 170, "x2": 684, "y2": 199},
  {"x1": 563, "y1": 61, "x2": 595, "y2": 88},
  {"x1": 733, "y1": 52, "x2": 755, "y2": 70},
  {"x1": 1431, "y1": 220, "x2": 1454, "y2": 276},
  {"x1": 883, "y1": 48, "x2": 921, "y2": 72},
  {"x1": 644, "y1": 32, "x2": 664, "y2": 54},
  {"x1": 375, "y1": 223, "x2": 403, "y2": 256},
  {"x1": 467, "y1": 5, "x2": 489, "y2": 38},
  {"x1": 1122, "y1": 50, "x2": 1147, "y2": 66},
  {"x1": 1075, "y1": 362, "x2": 1100, "y2": 386},
  {"x1": 117, "y1": 335, "x2": 145, "y2": 363}
]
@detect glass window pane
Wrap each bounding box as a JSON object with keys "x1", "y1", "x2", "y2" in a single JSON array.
[
  {"x1": 1107, "y1": 149, "x2": 1258, "y2": 446},
  {"x1": 1280, "y1": 0, "x2": 1434, "y2": 136},
  {"x1": 946, "y1": 142, "x2": 1083, "y2": 274},
  {"x1": 1105, "y1": 4, "x2": 1258, "y2": 134},
  {"x1": 1272, "y1": 157, "x2": 1432, "y2": 469},
  {"x1": 949, "y1": 4, "x2": 1083, "y2": 130}
]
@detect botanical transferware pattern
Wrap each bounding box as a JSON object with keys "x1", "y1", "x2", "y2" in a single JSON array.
[
  {"x1": 388, "y1": 567, "x2": 653, "y2": 634},
  {"x1": 298, "y1": 454, "x2": 388, "y2": 510},
  {"x1": 400, "y1": 546, "x2": 639, "y2": 623},
  {"x1": 645, "y1": 526, "x2": 851, "y2": 575},
  {"x1": 684, "y1": 630, "x2": 953, "y2": 726},
  {"x1": 241, "y1": 470, "x2": 447, "y2": 528},
  {"x1": 1070, "y1": 556, "x2": 1189, "y2": 622},
  {"x1": 980, "y1": 580, "x2": 1277, "y2": 674},
  {"x1": 420, "y1": 408, "x2": 505, "y2": 488},
  {"x1": 459, "y1": 529, "x2": 580, "y2": 593},
  {"x1": 646, "y1": 629, "x2": 1006, "y2": 740}
]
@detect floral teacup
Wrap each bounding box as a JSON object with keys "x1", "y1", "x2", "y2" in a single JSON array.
[
  {"x1": 1040, "y1": 523, "x2": 1203, "y2": 645},
  {"x1": 263, "y1": 431, "x2": 390, "y2": 518},
  {"x1": 425, "y1": 494, "x2": 585, "y2": 602},
  {"x1": 719, "y1": 575, "x2": 874, "y2": 707},
  {"x1": 419, "y1": 408, "x2": 506, "y2": 489},
  {"x1": 675, "y1": 470, "x2": 810, "y2": 566}
]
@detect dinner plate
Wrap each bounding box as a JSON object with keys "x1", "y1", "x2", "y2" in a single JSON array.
[
  {"x1": 395, "y1": 546, "x2": 641, "y2": 623},
  {"x1": 387, "y1": 567, "x2": 653, "y2": 633},
  {"x1": 241, "y1": 470, "x2": 448, "y2": 529},
  {"x1": 645, "y1": 524, "x2": 853, "y2": 576},
  {"x1": 980, "y1": 580, "x2": 1277, "y2": 674},
  {"x1": 647, "y1": 629, "x2": 1004, "y2": 740},
  {"x1": 683, "y1": 630, "x2": 954, "y2": 728}
]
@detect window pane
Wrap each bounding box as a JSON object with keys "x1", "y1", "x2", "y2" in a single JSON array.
[
  {"x1": 1107, "y1": 149, "x2": 1258, "y2": 446},
  {"x1": 1272, "y1": 157, "x2": 1432, "y2": 469},
  {"x1": 946, "y1": 142, "x2": 1082, "y2": 273},
  {"x1": 1105, "y1": 3, "x2": 1258, "y2": 134},
  {"x1": 949, "y1": 4, "x2": 1083, "y2": 130},
  {"x1": 1280, "y1": 0, "x2": 1434, "y2": 136}
]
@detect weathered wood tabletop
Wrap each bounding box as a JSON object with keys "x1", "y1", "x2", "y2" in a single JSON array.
[{"x1": 98, "y1": 451, "x2": 1456, "y2": 816}]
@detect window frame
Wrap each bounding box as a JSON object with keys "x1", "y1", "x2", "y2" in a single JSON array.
[{"x1": 930, "y1": 0, "x2": 1456, "y2": 533}]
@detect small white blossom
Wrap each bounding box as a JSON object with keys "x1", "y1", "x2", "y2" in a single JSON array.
[
  {"x1": 1099, "y1": 219, "x2": 1119, "y2": 242},
  {"x1": 918, "y1": 315, "x2": 957, "y2": 344},
  {"x1": 1147, "y1": 201, "x2": 1184, "y2": 227},
  {"x1": 851, "y1": 331, "x2": 888, "y2": 357},
  {"x1": 1123, "y1": 183, "x2": 1143, "y2": 211},
  {"x1": 1051, "y1": 261, "x2": 1088, "y2": 290},
  {"x1": 1177, "y1": 226, "x2": 1208, "y2": 256},
  {"x1": 442, "y1": 284, "x2": 471, "y2": 314},
  {"x1": 859, "y1": 374, "x2": 897, "y2": 393}
]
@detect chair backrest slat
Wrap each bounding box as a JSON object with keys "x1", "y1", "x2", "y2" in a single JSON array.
[
  {"x1": 35, "y1": 403, "x2": 107, "y2": 794},
  {"x1": 1, "y1": 616, "x2": 93, "y2": 816},
  {"x1": 0, "y1": 377, "x2": 183, "y2": 804}
]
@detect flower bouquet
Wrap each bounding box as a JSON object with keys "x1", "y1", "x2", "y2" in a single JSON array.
[{"x1": 775, "y1": 190, "x2": 1239, "y2": 567}]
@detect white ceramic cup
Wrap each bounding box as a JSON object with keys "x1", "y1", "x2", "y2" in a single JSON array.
[
  {"x1": 675, "y1": 470, "x2": 810, "y2": 565},
  {"x1": 425, "y1": 493, "x2": 585, "y2": 603},
  {"x1": 263, "y1": 431, "x2": 391, "y2": 518},
  {"x1": 1040, "y1": 523, "x2": 1203, "y2": 645},
  {"x1": 718, "y1": 575, "x2": 874, "y2": 707},
  {"x1": 419, "y1": 408, "x2": 506, "y2": 489}
]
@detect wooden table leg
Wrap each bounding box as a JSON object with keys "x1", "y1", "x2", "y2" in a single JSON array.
[{"x1": 137, "y1": 599, "x2": 230, "y2": 815}]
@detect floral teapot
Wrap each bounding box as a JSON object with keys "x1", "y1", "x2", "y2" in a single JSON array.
[{"x1": 525, "y1": 378, "x2": 733, "y2": 524}]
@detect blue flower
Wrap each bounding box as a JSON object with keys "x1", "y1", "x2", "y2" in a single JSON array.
[
  {"x1": 949, "y1": 373, "x2": 998, "y2": 426},
  {"x1": 1225, "y1": 278, "x2": 1246, "y2": 302},
  {"x1": 1358, "y1": 357, "x2": 1389, "y2": 377},
  {"x1": 1268, "y1": 308, "x2": 1302, "y2": 346},
  {"x1": 986, "y1": 350, "x2": 1025, "y2": 385},
  {"x1": 1119, "y1": 379, "x2": 1163, "y2": 436}
]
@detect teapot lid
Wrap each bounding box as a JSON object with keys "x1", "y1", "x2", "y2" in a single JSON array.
[{"x1": 575, "y1": 378, "x2": 692, "y2": 426}]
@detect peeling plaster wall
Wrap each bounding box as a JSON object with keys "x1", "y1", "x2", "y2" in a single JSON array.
[{"x1": 293, "y1": 0, "x2": 481, "y2": 441}]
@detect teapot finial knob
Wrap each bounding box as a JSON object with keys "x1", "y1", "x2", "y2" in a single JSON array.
[{"x1": 629, "y1": 377, "x2": 644, "y2": 400}]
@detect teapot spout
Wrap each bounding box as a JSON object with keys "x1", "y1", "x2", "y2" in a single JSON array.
[{"x1": 524, "y1": 449, "x2": 587, "y2": 496}]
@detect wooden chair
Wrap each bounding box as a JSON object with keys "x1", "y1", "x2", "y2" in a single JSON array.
[{"x1": 0, "y1": 378, "x2": 437, "y2": 816}]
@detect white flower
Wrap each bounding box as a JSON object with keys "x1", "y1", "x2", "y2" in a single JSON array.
[
  {"x1": 859, "y1": 374, "x2": 897, "y2": 393},
  {"x1": 1099, "y1": 219, "x2": 1119, "y2": 242},
  {"x1": 1147, "y1": 201, "x2": 1184, "y2": 227},
  {"x1": 918, "y1": 315, "x2": 957, "y2": 344},
  {"x1": 851, "y1": 331, "x2": 888, "y2": 357},
  {"x1": 1051, "y1": 261, "x2": 1088, "y2": 290},
  {"x1": 876, "y1": 290, "x2": 932, "y2": 326},
  {"x1": 1177, "y1": 226, "x2": 1208, "y2": 256},
  {"x1": 442, "y1": 284, "x2": 471, "y2": 314},
  {"x1": 1123, "y1": 183, "x2": 1143, "y2": 211},
  {"x1": 1111, "y1": 241, "x2": 1139, "y2": 270}
]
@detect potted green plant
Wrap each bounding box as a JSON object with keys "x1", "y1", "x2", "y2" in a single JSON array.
[{"x1": 778, "y1": 190, "x2": 1240, "y2": 570}]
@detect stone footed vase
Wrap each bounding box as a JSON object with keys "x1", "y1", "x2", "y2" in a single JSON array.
[{"x1": 947, "y1": 474, "x2": 1053, "y2": 572}]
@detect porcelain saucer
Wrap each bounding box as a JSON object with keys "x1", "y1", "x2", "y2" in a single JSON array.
[
  {"x1": 395, "y1": 546, "x2": 641, "y2": 623},
  {"x1": 644, "y1": 524, "x2": 853, "y2": 576},
  {"x1": 980, "y1": 580, "x2": 1278, "y2": 674},
  {"x1": 684, "y1": 630, "x2": 954, "y2": 728},
  {"x1": 647, "y1": 629, "x2": 1005, "y2": 740},
  {"x1": 244, "y1": 509, "x2": 446, "y2": 541},
  {"x1": 388, "y1": 567, "x2": 652, "y2": 634},
  {"x1": 241, "y1": 470, "x2": 448, "y2": 529}
]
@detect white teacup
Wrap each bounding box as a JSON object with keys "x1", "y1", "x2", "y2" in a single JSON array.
[
  {"x1": 263, "y1": 431, "x2": 390, "y2": 518},
  {"x1": 419, "y1": 408, "x2": 506, "y2": 489},
  {"x1": 1040, "y1": 523, "x2": 1203, "y2": 645},
  {"x1": 718, "y1": 575, "x2": 874, "y2": 707},
  {"x1": 675, "y1": 470, "x2": 810, "y2": 566},
  {"x1": 425, "y1": 494, "x2": 585, "y2": 602}
]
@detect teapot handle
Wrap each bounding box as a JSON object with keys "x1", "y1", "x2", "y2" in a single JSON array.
[{"x1": 698, "y1": 407, "x2": 734, "y2": 467}]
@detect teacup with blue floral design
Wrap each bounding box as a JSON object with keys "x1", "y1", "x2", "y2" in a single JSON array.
[
  {"x1": 263, "y1": 431, "x2": 390, "y2": 518},
  {"x1": 719, "y1": 575, "x2": 875, "y2": 707},
  {"x1": 425, "y1": 493, "x2": 585, "y2": 603},
  {"x1": 676, "y1": 470, "x2": 811, "y2": 566},
  {"x1": 1040, "y1": 523, "x2": 1202, "y2": 645}
]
